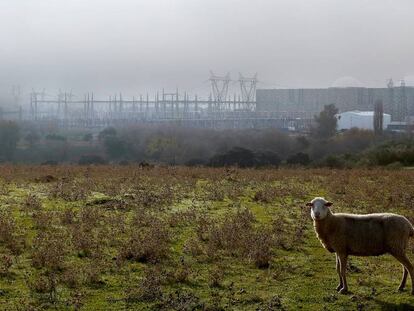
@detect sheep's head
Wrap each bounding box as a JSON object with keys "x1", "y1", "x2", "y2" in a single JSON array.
[{"x1": 306, "y1": 197, "x2": 333, "y2": 221}]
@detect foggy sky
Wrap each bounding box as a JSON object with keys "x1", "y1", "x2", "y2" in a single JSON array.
[{"x1": 1, "y1": 0, "x2": 414, "y2": 99}]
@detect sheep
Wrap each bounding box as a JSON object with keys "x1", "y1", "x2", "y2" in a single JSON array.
[{"x1": 306, "y1": 197, "x2": 414, "y2": 295}]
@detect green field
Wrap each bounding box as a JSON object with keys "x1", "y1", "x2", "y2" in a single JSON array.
[{"x1": 0, "y1": 166, "x2": 414, "y2": 310}]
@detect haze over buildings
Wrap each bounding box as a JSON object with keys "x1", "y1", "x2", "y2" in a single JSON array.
[
  {"x1": 1, "y1": 0, "x2": 414, "y2": 99},
  {"x1": 257, "y1": 79, "x2": 414, "y2": 121}
]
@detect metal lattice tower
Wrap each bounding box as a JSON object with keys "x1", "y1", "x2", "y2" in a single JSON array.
[
  {"x1": 386, "y1": 78, "x2": 395, "y2": 119},
  {"x1": 238, "y1": 73, "x2": 258, "y2": 109},
  {"x1": 30, "y1": 88, "x2": 46, "y2": 120},
  {"x1": 209, "y1": 71, "x2": 231, "y2": 104},
  {"x1": 12, "y1": 85, "x2": 21, "y2": 106},
  {"x1": 394, "y1": 79, "x2": 408, "y2": 122},
  {"x1": 374, "y1": 99, "x2": 384, "y2": 135}
]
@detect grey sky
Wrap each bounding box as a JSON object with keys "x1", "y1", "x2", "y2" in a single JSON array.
[{"x1": 1, "y1": 0, "x2": 414, "y2": 99}]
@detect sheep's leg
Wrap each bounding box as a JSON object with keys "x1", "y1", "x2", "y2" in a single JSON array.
[
  {"x1": 338, "y1": 253, "x2": 348, "y2": 294},
  {"x1": 335, "y1": 253, "x2": 343, "y2": 291},
  {"x1": 398, "y1": 266, "x2": 408, "y2": 291},
  {"x1": 393, "y1": 253, "x2": 414, "y2": 295}
]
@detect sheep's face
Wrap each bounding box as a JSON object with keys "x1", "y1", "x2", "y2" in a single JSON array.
[{"x1": 306, "y1": 197, "x2": 332, "y2": 221}]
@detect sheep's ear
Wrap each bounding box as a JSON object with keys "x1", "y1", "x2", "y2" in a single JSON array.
[
  {"x1": 306, "y1": 202, "x2": 313, "y2": 207},
  {"x1": 325, "y1": 202, "x2": 333, "y2": 207}
]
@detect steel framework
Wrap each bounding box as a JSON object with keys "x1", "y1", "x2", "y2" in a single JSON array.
[
  {"x1": 238, "y1": 73, "x2": 257, "y2": 109},
  {"x1": 209, "y1": 71, "x2": 231, "y2": 105}
]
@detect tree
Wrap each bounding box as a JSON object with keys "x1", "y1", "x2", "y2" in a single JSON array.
[
  {"x1": 209, "y1": 147, "x2": 257, "y2": 168},
  {"x1": 255, "y1": 151, "x2": 281, "y2": 167},
  {"x1": 287, "y1": 152, "x2": 310, "y2": 165},
  {"x1": 373, "y1": 100, "x2": 384, "y2": 136},
  {"x1": 25, "y1": 130, "x2": 40, "y2": 148},
  {"x1": 103, "y1": 136, "x2": 127, "y2": 159},
  {"x1": 0, "y1": 121, "x2": 20, "y2": 161},
  {"x1": 44, "y1": 133, "x2": 69, "y2": 162},
  {"x1": 313, "y1": 104, "x2": 338, "y2": 139},
  {"x1": 146, "y1": 136, "x2": 181, "y2": 164},
  {"x1": 208, "y1": 147, "x2": 280, "y2": 168},
  {"x1": 295, "y1": 136, "x2": 310, "y2": 149},
  {"x1": 98, "y1": 127, "x2": 117, "y2": 141},
  {"x1": 98, "y1": 127, "x2": 127, "y2": 159},
  {"x1": 45, "y1": 133, "x2": 66, "y2": 141},
  {"x1": 83, "y1": 133, "x2": 93, "y2": 143}
]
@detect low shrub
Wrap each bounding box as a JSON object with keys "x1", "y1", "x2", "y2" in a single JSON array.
[{"x1": 119, "y1": 214, "x2": 170, "y2": 263}]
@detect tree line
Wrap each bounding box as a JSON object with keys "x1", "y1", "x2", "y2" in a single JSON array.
[{"x1": 0, "y1": 105, "x2": 413, "y2": 167}]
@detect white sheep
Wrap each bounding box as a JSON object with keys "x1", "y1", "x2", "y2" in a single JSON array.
[{"x1": 307, "y1": 197, "x2": 414, "y2": 294}]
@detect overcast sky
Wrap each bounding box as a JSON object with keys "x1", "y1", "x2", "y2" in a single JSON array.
[{"x1": 1, "y1": 0, "x2": 414, "y2": 99}]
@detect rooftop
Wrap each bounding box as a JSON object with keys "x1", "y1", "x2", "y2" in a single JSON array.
[{"x1": 338, "y1": 110, "x2": 391, "y2": 117}]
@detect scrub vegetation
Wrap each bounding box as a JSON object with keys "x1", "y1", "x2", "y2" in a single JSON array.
[{"x1": 0, "y1": 165, "x2": 413, "y2": 310}]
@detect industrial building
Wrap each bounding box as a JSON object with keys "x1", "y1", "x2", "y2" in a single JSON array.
[
  {"x1": 2, "y1": 76, "x2": 414, "y2": 130},
  {"x1": 256, "y1": 80, "x2": 414, "y2": 122},
  {"x1": 336, "y1": 111, "x2": 391, "y2": 131}
]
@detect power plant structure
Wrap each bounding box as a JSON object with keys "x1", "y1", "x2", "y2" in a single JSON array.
[
  {"x1": 1, "y1": 76, "x2": 413, "y2": 131},
  {"x1": 256, "y1": 78, "x2": 414, "y2": 122}
]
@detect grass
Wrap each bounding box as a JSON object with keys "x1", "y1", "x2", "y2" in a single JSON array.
[{"x1": 0, "y1": 165, "x2": 413, "y2": 310}]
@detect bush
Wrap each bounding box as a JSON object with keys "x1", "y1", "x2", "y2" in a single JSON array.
[
  {"x1": 366, "y1": 142, "x2": 414, "y2": 166},
  {"x1": 386, "y1": 161, "x2": 403, "y2": 169},
  {"x1": 185, "y1": 158, "x2": 207, "y2": 167},
  {"x1": 31, "y1": 227, "x2": 70, "y2": 270},
  {"x1": 158, "y1": 290, "x2": 202, "y2": 310},
  {"x1": 98, "y1": 127, "x2": 117, "y2": 141},
  {"x1": 103, "y1": 136, "x2": 128, "y2": 159},
  {"x1": 125, "y1": 267, "x2": 164, "y2": 303},
  {"x1": 78, "y1": 154, "x2": 107, "y2": 165},
  {"x1": 321, "y1": 155, "x2": 346, "y2": 169},
  {"x1": 45, "y1": 133, "x2": 66, "y2": 141},
  {"x1": 0, "y1": 209, "x2": 26, "y2": 255},
  {"x1": 286, "y1": 152, "x2": 310, "y2": 165},
  {"x1": 209, "y1": 147, "x2": 280, "y2": 168},
  {"x1": 255, "y1": 151, "x2": 281, "y2": 167},
  {"x1": 253, "y1": 187, "x2": 278, "y2": 203},
  {"x1": 195, "y1": 208, "x2": 275, "y2": 267},
  {"x1": 83, "y1": 133, "x2": 93, "y2": 142},
  {"x1": 41, "y1": 160, "x2": 58, "y2": 165},
  {"x1": 209, "y1": 147, "x2": 257, "y2": 168},
  {"x1": 0, "y1": 121, "x2": 20, "y2": 161},
  {"x1": 119, "y1": 214, "x2": 170, "y2": 263},
  {"x1": 249, "y1": 228, "x2": 273, "y2": 268}
]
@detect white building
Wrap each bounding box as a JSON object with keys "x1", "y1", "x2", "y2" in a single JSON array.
[{"x1": 336, "y1": 111, "x2": 391, "y2": 131}]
